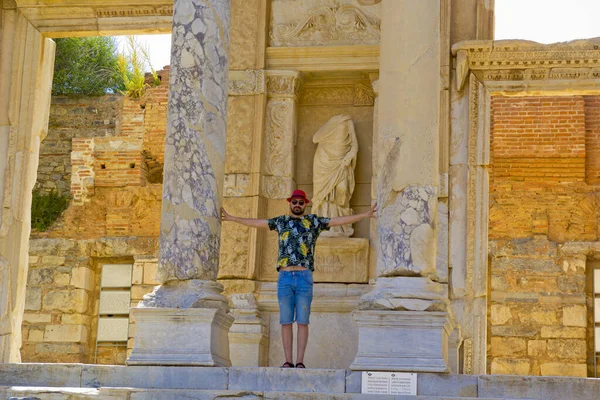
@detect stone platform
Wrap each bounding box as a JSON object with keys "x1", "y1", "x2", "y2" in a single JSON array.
[{"x1": 0, "y1": 364, "x2": 599, "y2": 399}]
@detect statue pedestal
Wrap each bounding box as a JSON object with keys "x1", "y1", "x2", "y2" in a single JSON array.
[
  {"x1": 350, "y1": 310, "x2": 452, "y2": 372},
  {"x1": 314, "y1": 237, "x2": 369, "y2": 283},
  {"x1": 127, "y1": 308, "x2": 234, "y2": 366}
]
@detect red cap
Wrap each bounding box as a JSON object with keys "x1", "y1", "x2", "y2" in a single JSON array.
[{"x1": 286, "y1": 189, "x2": 310, "y2": 203}]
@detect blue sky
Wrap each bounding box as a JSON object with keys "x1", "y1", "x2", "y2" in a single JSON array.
[{"x1": 123, "y1": 0, "x2": 600, "y2": 72}]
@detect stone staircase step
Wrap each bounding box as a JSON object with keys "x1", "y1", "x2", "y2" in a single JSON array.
[
  {"x1": 0, "y1": 387, "x2": 510, "y2": 400},
  {"x1": 1, "y1": 364, "x2": 599, "y2": 399}
]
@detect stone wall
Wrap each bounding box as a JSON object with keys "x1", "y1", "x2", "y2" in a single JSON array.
[
  {"x1": 488, "y1": 95, "x2": 600, "y2": 377},
  {"x1": 21, "y1": 238, "x2": 159, "y2": 364},
  {"x1": 22, "y1": 71, "x2": 169, "y2": 364},
  {"x1": 37, "y1": 96, "x2": 121, "y2": 195}
]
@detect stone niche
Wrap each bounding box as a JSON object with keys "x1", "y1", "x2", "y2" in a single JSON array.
[{"x1": 260, "y1": 71, "x2": 374, "y2": 283}]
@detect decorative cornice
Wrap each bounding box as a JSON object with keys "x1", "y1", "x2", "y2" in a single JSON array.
[
  {"x1": 266, "y1": 45, "x2": 379, "y2": 72},
  {"x1": 453, "y1": 38, "x2": 600, "y2": 91}
]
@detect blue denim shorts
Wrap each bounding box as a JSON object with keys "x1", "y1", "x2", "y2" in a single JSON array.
[{"x1": 277, "y1": 269, "x2": 314, "y2": 325}]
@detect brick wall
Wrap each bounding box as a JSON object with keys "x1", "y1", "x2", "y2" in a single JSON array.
[
  {"x1": 37, "y1": 96, "x2": 120, "y2": 195},
  {"x1": 489, "y1": 95, "x2": 600, "y2": 377}
]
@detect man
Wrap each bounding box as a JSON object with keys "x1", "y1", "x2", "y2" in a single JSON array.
[{"x1": 221, "y1": 189, "x2": 377, "y2": 368}]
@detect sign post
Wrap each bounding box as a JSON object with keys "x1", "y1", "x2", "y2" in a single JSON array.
[{"x1": 361, "y1": 371, "x2": 417, "y2": 395}]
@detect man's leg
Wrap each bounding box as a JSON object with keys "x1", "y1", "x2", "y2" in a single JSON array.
[
  {"x1": 296, "y1": 323, "x2": 309, "y2": 365},
  {"x1": 295, "y1": 270, "x2": 313, "y2": 367},
  {"x1": 282, "y1": 323, "x2": 294, "y2": 364},
  {"x1": 278, "y1": 272, "x2": 295, "y2": 366}
]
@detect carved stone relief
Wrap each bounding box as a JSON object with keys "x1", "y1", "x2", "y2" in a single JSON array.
[
  {"x1": 300, "y1": 83, "x2": 374, "y2": 106},
  {"x1": 95, "y1": 6, "x2": 173, "y2": 18},
  {"x1": 270, "y1": 0, "x2": 381, "y2": 47},
  {"x1": 228, "y1": 70, "x2": 265, "y2": 96},
  {"x1": 263, "y1": 99, "x2": 296, "y2": 178}
]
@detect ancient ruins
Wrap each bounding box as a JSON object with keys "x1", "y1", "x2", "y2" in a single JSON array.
[{"x1": 2, "y1": 0, "x2": 600, "y2": 397}]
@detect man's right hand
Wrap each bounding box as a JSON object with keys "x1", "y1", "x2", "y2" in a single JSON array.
[{"x1": 221, "y1": 207, "x2": 233, "y2": 222}]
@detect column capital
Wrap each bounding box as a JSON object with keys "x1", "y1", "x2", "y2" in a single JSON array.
[{"x1": 265, "y1": 70, "x2": 302, "y2": 98}]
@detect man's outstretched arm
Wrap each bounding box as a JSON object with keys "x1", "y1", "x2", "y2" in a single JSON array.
[
  {"x1": 221, "y1": 207, "x2": 269, "y2": 229},
  {"x1": 328, "y1": 202, "x2": 377, "y2": 227}
]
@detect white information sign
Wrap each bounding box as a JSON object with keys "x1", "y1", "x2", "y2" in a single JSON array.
[{"x1": 361, "y1": 371, "x2": 417, "y2": 395}]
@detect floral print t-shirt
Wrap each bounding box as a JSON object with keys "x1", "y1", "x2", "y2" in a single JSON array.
[{"x1": 267, "y1": 214, "x2": 331, "y2": 271}]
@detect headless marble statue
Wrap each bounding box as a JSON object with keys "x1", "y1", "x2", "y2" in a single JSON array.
[{"x1": 312, "y1": 115, "x2": 358, "y2": 237}]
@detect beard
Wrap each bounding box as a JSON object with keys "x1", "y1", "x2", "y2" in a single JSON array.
[{"x1": 291, "y1": 206, "x2": 304, "y2": 216}]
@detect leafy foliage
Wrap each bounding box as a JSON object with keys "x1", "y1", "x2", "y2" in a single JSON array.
[
  {"x1": 31, "y1": 190, "x2": 70, "y2": 231},
  {"x1": 52, "y1": 36, "x2": 124, "y2": 96},
  {"x1": 117, "y1": 36, "x2": 160, "y2": 99}
]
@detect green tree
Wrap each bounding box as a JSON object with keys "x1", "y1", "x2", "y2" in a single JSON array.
[
  {"x1": 117, "y1": 36, "x2": 160, "y2": 99},
  {"x1": 52, "y1": 36, "x2": 124, "y2": 96}
]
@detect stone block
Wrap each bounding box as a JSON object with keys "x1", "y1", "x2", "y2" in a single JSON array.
[
  {"x1": 81, "y1": 365, "x2": 228, "y2": 389},
  {"x1": 266, "y1": 310, "x2": 358, "y2": 369},
  {"x1": 540, "y1": 363, "x2": 587, "y2": 377},
  {"x1": 127, "y1": 308, "x2": 233, "y2": 366},
  {"x1": 313, "y1": 237, "x2": 369, "y2": 283},
  {"x1": 28, "y1": 329, "x2": 44, "y2": 342},
  {"x1": 546, "y1": 339, "x2": 586, "y2": 360},
  {"x1": 27, "y1": 267, "x2": 54, "y2": 285},
  {"x1": 541, "y1": 326, "x2": 586, "y2": 338},
  {"x1": 99, "y1": 291, "x2": 131, "y2": 314},
  {"x1": 491, "y1": 326, "x2": 538, "y2": 338},
  {"x1": 43, "y1": 289, "x2": 89, "y2": 313},
  {"x1": 490, "y1": 358, "x2": 531, "y2": 375},
  {"x1": 55, "y1": 272, "x2": 71, "y2": 286},
  {"x1": 228, "y1": 368, "x2": 345, "y2": 393},
  {"x1": 490, "y1": 337, "x2": 527, "y2": 357},
  {"x1": 41, "y1": 256, "x2": 66, "y2": 265},
  {"x1": 97, "y1": 317, "x2": 129, "y2": 341},
  {"x1": 62, "y1": 314, "x2": 91, "y2": 325},
  {"x1": 101, "y1": 264, "x2": 133, "y2": 288},
  {"x1": 71, "y1": 267, "x2": 94, "y2": 290},
  {"x1": 132, "y1": 264, "x2": 143, "y2": 284},
  {"x1": 131, "y1": 285, "x2": 154, "y2": 300},
  {"x1": 351, "y1": 311, "x2": 452, "y2": 372},
  {"x1": 493, "y1": 257, "x2": 561, "y2": 273},
  {"x1": 0, "y1": 363, "x2": 82, "y2": 386},
  {"x1": 35, "y1": 343, "x2": 84, "y2": 355},
  {"x1": 562, "y1": 305, "x2": 586, "y2": 327},
  {"x1": 143, "y1": 263, "x2": 159, "y2": 284},
  {"x1": 490, "y1": 304, "x2": 511, "y2": 325},
  {"x1": 557, "y1": 275, "x2": 585, "y2": 292},
  {"x1": 44, "y1": 324, "x2": 88, "y2": 343},
  {"x1": 528, "y1": 340, "x2": 547, "y2": 357},
  {"x1": 518, "y1": 308, "x2": 557, "y2": 325},
  {"x1": 25, "y1": 288, "x2": 42, "y2": 311},
  {"x1": 22, "y1": 312, "x2": 51, "y2": 324},
  {"x1": 478, "y1": 375, "x2": 599, "y2": 400}
]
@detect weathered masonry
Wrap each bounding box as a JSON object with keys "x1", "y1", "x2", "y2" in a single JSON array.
[{"x1": 6, "y1": 0, "x2": 600, "y2": 379}]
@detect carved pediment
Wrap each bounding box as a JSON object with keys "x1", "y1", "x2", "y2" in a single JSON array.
[{"x1": 270, "y1": 1, "x2": 380, "y2": 47}]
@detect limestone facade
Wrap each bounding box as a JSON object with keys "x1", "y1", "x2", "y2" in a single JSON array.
[{"x1": 4, "y1": 0, "x2": 600, "y2": 379}]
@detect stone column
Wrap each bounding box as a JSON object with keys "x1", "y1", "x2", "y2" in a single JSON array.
[
  {"x1": 127, "y1": 0, "x2": 233, "y2": 366},
  {"x1": 448, "y1": 0, "x2": 494, "y2": 375},
  {"x1": 351, "y1": 0, "x2": 453, "y2": 372},
  {"x1": 0, "y1": 6, "x2": 55, "y2": 362}
]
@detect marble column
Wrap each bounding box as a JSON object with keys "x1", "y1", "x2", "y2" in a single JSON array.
[
  {"x1": 0, "y1": 7, "x2": 55, "y2": 362},
  {"x1": 351, "y1": 0, "x2": 453, "y2": 372},
  {"x1": 128, "y1": 0, "x2": 233, "y2": 366}
]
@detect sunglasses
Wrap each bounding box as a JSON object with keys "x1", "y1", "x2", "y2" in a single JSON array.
[{"x1": 291, "y1": 199, "x2": 305, "y2": 206}]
